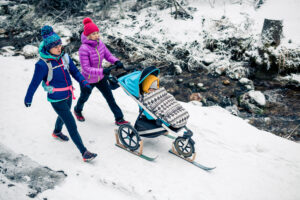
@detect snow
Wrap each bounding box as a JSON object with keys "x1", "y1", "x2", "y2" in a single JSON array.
[
  {"x1": 281, "y1": 73, "x2": 300, "y2": 85},
  {"x1": 1, "y1": 55, "x2": 300, "y2": 200}
]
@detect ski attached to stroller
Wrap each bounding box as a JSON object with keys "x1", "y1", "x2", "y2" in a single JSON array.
[{"x1": 114, "y1": 127, "x2": 158, "y2": 161}]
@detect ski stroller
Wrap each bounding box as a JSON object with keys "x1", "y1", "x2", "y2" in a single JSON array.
[{"x1": 107, "y1": 65, "x2": 215, "y2": 171}]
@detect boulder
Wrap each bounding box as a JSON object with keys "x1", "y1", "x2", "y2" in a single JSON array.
[
  {"x1": 174, "y1": 65, "x2": 182, "y2": 74},
  {"x1": 22, "y1": 45, "x2": 38, "y2": 58},
  {"x1": 239, "y1": 90, "x2": 266, "y2": 114},
  {"x1": 261, "y1": 19, "x2": 283, "y2": 47}
]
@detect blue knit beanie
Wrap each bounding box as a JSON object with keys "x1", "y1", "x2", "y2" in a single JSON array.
[{"x1": 41, "y1": 25, "x2": 62, "y2": 51}]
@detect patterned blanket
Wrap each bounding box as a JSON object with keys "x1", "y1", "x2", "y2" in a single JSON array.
[{"x1": 141, "y1": 87, "x2": 190, "y2": 128}]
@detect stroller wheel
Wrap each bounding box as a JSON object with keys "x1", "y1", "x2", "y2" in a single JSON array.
[
  {"x1": 174, "y1": 137, "x2": 195, "y2": 158},
  {"x1": 118, "y1": 124, "x2": 140, "y2": 151}
]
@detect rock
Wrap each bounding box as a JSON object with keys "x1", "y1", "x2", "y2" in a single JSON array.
[
  {"x1": 172, "y1": 47, "x2": 190, "y2": 60},
  {"x1": 248, "y1": 90, "x2": 266, "y2": 106},
  {"x1": 279, "y1": 74, "x2": 300, "y2": 87},
  {"x1": 239, "y1": 90, "x2": 266, "y2": 114},
  {"x1": 189, "y1": 93, "x2": 202, "y2": 101},
  {"x1": 245, "y1": 85, "x2": 254, "y2": 90},
  {"x1": 202, "y1": 54, "x2": 216, "y2": 65},
  {"x1": 225, "y1": 105, "x2": 239, "y2": 116},
  {"x1": 188, "y1": 82, "x2": 195, "y2": 87},
  {"x1": 0, "y1": 46, "x2": 15, "y2": 57},
  {"x1": 22, "y1": 45, "x2": 38, "y2": 58},
  {"x1": 239, "y1": 78, "x2": 251, "y2": 85},
  {"x1": 0, "y1": 28, "x2": 5, "y2": 35},
  {"x1": 223, "y1": 80, "x2": 230, "y2": 85},
  {"x1": 210, "y1": 59, "x2": 230, "y2": 75},
  {"x1": 54, "y1": 26, "x2": 72, "y2": 38},
  {"x1": 174, "y1": 65, "x2": 182, "y2": 74},
  {"x1": 187, "y1": 56, "x2": 206, "y2": 72},
  {"x1": 197, "y1": 83, "x2": 204, "y2": 88},
  {"x1": 177, "y1": 78, "x2": 183, "y2": 83},
  {"x1": 220, "y1": 96, "x2": 232, "y2": 107},
  {"x1": 215, "y1": 65, "x2": 227, "y2": 75},
  {"x1": 226, "y1": 62, "x2": 249, "y2": 80},
  {"x1": 239, "y1": 78, "x2": 254, "y2": 90},
  {"x1": 261, "y1": 19, "x2": 283, "y2": 47},
  {"x1": 196, "y1": 82, "x2": 207, "y2": 91}
]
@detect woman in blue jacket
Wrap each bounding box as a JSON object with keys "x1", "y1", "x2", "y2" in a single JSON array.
[{"x1": 24, "y1": 25, "x2": 97, "y2": 162}]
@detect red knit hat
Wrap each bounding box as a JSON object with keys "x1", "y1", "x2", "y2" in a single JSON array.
[{"x1": 83, "y1": 17, "x2": 99, "y2": 36}]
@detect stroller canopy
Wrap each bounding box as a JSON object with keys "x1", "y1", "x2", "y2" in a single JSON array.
[{"x1": 118, "y1": 66, "x2": 160, "y2": 98}]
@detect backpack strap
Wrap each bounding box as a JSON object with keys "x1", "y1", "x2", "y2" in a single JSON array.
[
  {"x1": 40, "y1": 58, "x2": 53, "y2": 86},
  {"x1": 40, "y1": 54, "x2": 70, "y2": 85},
  {"x1": 61, "y1": 53, "x2": 70, "y2": 72}
]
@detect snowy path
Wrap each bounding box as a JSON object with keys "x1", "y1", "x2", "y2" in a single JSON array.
[{"x1": 0, "y1": 56, "x2": 300, "y2": 200}]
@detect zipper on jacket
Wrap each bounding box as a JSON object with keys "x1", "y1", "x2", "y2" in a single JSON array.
[{"x1": 95, "y1": 44, "x2": 101, "y2": 82}]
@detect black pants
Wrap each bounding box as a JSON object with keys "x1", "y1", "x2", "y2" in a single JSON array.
[
  {"x1": 51, "y1": 97, "x2": 87, "y2": 155},
  {"x1": 75, "y1": 76, "x2": 123, "y2": 121}
]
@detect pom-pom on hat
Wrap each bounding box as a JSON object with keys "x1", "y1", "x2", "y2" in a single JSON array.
[
  {"x1": 141, "y1": 75, "x2": 159, "y2": 93},
  {"x1": 41, "y1": 25, "x2": 62, "y2": 51},
  {"x1": 83, "y1": 17, "x2": 99, "y2": 36}
]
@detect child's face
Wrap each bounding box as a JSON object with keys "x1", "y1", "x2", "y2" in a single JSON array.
[
  {"x1": 88, "y1": 31, "x2": 100, "y2": 41},
  {"x1": 49, "y1": 44, "x2": 62, "y2": 55},
  {"x1": 148, "y1": 88, "x2": 157, "y2": 93}
]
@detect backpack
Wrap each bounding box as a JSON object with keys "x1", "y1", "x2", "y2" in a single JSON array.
[{"x1": 40, "y1": 53, "x2": 70, "y2": 94}]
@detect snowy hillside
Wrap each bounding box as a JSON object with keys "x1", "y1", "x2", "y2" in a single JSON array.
[{"x1": 1, "y1": 55, "x2": 300, "y2": 200}]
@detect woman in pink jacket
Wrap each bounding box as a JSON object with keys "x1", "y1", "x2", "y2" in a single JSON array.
[{"x1": 74, "y1": 17, "x2": 129, "y2": 126}]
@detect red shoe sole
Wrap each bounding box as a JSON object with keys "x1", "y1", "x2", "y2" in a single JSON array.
[
  {"x1": 52, "y1": 133, "x2": 68, "y2": 142},
  {"x1": 83, "y1": 156, "x2": 96, "y2": 162},
  {"x1": 74, "y1": 111, "x2": 85, "y2": 122}
]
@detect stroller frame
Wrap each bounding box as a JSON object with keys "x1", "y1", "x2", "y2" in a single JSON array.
[{"x1": 111, "y1": 66, "x2": 196, "y2": 160}]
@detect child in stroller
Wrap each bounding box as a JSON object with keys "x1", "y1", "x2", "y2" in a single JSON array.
[{"x1": 139, "y1": 74, "x2": 190, "y2": 130}]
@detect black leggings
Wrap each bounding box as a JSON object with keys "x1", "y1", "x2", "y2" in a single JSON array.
[
  {"x1": 51, "y1": 97, "x2": 87, "y2": 155},
  {"x1": 75, "y1": 76, "x2": 123, "y2": 121}
]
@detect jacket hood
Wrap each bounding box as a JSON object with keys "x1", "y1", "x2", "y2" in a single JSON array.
[{"x1": 81, "y1": 32, "x2": 99, "y2": 47}]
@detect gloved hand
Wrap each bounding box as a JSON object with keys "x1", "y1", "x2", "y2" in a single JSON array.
[
  {"x1": 24, "y1": 100, "x2": 31, "y2": 107},
  {"x1": 114, "y1": 61, "x2": 124, "y2": 69},
  {"x1": 103, "y1": 68, "x2": 111, "y2": 76},
  {"x1": 81, "y1": 80, "x2": 92, "y2": 94}
]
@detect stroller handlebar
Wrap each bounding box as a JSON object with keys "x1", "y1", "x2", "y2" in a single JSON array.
[{"x1": 107, "y1": 64, "x2": 135, "y2": 71}]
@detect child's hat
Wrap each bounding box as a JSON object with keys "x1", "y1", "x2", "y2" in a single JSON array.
[
  {"x1": 142, "y1": 75, "x2": 159, "y2": 93},
  {"x1": 83, "y1": 17, "x2": 99, "y2": 36},
  {"x1": 41, "y1": 25, "x2": 62, "y2": 51}
]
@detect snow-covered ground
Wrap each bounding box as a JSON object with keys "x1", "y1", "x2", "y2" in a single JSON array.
[{"x1": 1, "y1": 55, "x2": 300, "y2": 200}]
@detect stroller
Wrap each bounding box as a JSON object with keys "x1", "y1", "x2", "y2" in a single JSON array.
[{"x1": 109, "y1": 65, "x2": 197, "y2": 162}]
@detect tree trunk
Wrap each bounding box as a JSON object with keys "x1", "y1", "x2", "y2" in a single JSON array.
[{"x1": 261, "y1": 18, "x2": 283, "y2": 47}]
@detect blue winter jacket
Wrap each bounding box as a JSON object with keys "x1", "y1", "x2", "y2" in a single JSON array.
[{"x1": 25, "y1": 42, "x2": 86, "y2": 103}]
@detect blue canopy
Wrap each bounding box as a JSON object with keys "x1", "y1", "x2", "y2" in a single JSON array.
[{"x1": 118, "y1": 67, "x2": 160, "y2": 98}]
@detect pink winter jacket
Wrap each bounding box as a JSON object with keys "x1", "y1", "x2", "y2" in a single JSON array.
[{"x1": 78, "y1": 33, "x2": 119, "y2": 83}]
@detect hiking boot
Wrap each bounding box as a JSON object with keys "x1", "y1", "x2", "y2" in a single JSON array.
[
  {"x1": 52, "y1": 132, "x2": 69, "y2": 141},
  {"x1": 82, "y1": 150, "x2": 97, "y2": 162},
  {"x1": 115, "y1": 118, "x2": 129, "y2": 126},
  {"x1": 74, "y1": 108, "x2": 85, "y2": 122}
]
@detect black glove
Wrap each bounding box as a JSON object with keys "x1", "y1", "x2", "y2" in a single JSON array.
[
  {"x1": 24, "y1": 101, "x2": 31, "y2": 107},
  {"x1": 103, "y1": 68, "x2": 111, "y2": 76},
  {"x1": 81, "y1": 80, "x2": 92, "y2": 94},
  {"x1": 114, "y1": 61, "x2": 124, "y2": 69}
]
